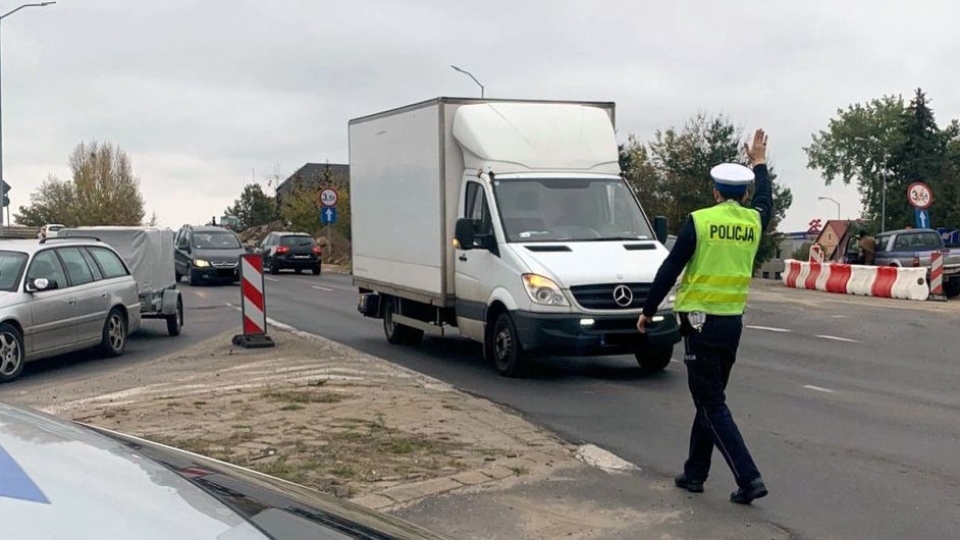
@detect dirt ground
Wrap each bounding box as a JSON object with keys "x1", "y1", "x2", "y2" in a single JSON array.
[{"x1": 15, "y1": 327, "x2": 575, "y2": 507}]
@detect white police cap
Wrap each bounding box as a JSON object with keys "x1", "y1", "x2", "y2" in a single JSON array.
[{"x1": 710, "y1": 163, "x2": 755, "y2": 187}]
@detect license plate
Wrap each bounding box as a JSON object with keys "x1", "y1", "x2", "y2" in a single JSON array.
[{"x1": 294, "y1": 255, "x2": 309, "y2": 259}]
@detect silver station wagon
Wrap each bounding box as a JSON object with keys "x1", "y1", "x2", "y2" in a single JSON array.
[{"x1": 0, "y1": 238, "x2": 141, "y2": 383}]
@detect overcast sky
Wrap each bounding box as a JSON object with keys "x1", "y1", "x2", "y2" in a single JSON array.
[{"x1": 3, "y1": 0, "x2": 958, "y2": 232}]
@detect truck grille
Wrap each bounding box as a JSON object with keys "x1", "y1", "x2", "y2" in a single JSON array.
[{"x1": 570, "y1": 283, "x2": 650, "y2": 310}]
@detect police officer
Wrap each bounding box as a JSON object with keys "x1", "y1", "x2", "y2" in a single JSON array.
[{"x1": 637, "y1": 128, "x2": 772, "y2": 505}]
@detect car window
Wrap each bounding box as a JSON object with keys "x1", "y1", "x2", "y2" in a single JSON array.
[
  {"x1": 875, "y1": 235, "x2": 891, "y2": 252},
  {"x1": 79, "y1": 249, "x2": 104, "y2": 281},
  {"x1": 27, "y1": 250, "x2": 69, "y2": 289},
  {"x1": 0, "y1": 251, "x2": 28, "y2": 292},
  {"x1": 57, "y1": 247, "x2": 96, "y2": 286},
  {"x1": 89, "y1": 247, "x2": 129, "y2": 279},
  {"x1": 193, "y1": 231, "x2": 241, "y2": 250},
  {"x1": 281, "y1": 235, "x2": 315, "y2": 247}
]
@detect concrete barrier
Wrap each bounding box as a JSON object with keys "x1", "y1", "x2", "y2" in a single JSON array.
[{"x1": 782, "y1": 260, "x2": 930, "y2": 302}]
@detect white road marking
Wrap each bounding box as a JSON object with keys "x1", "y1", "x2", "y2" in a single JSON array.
[
  {"x1": 264, "y1": 276, "x2": 279, "y2": 282},
  {"x1": 803, "y1": 385, "x2": 836, "y2": 394},
  {"x1": 746, "y1": 325, "x2": 791, "y2": 333},
  {"x1": 817, "y1": 335, "x2": 859, "y2": 343},
  {"x1": 830, "y1": 315, "x2": 848, "y2": 319},
  {"x1": 312, "y1": 285, "x2": 334, "y2": 292}
]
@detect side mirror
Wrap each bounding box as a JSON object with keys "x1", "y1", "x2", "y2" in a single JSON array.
[
  {"x1": 454, "y1": 218, "x2": 476, "y2": 250},
  {"x1": 653, "y1": 216, "x2": 669, "y2": 244},
  {"x1": 27, "y1": 278, "x2": 57, "y2": 292}
]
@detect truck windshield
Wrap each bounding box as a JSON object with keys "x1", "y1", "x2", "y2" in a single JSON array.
[{"x1": 492, "y1": 177, "x2": 654, "y2": 242}]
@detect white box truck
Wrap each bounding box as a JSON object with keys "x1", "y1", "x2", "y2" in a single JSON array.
[{"x1": 350, "y1": 97, "x2": 681, "y2": 376}]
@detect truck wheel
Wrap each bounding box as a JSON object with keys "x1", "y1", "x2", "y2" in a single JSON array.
[
  {"x1": 488, "y1": 313, "x2": 527, "y2": 378},
  {"x1": 634, "y1": 344, "x2": 673, "y2": 374},
  {"x1": 166, "y1": 296, "x2": 183, "y2": 336},
  {"x1": 944, "y1": 280, "x2": 960, "y2": 298},
  {"x1": 382, "y1": 298, "x2": 423, "y2": 346}
]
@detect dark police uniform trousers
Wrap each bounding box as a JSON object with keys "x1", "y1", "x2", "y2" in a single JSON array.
[{"x1": 680, "y1": 312, "x2": 761, "y2": 487}]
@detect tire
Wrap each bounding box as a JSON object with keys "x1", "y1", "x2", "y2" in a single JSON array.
[
  {"x1": 166, "y1": 296, "x2": 183, "y2": 336},
  {"x1": 187, "y1": 267, "x2": 200, "y2": 286},
  {"x1": 100, "y1": 308, "x2": 128, "y2": 357},
  {"x1": 488, "y1": 313, "x2": 527, "y2": 378},
  {"x1": 312, "y1": 266, "x2": 321, "y2": 276},
  {"x1": 175, "y1": 271, "x2": 183, "y2": 283},
  {"x1": 944, "y1": 280, "x2": 960, "y2": 298},
  {"x1": 0, "y1": 323, "x2": 26, "y2": 383},
  {"x1": 634, "y1": 344, "x2": 673, "y2": 374},
  {"x1": 295, "y1": 268, "x2": 303, "y2": 275},
  {"x1": 269, "y1": 259, "x2": 280, "y2": 275},
  {"x1": 382, "y1": 297, "x2": 424, "y2": 346}
]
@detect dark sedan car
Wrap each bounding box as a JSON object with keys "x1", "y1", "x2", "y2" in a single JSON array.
[
  {"x1": 259, "y1": 232, "x2": 322, "y2": 275},
  {"x1": 174, "y1": 225, "x2": 247, "y2": 285}
]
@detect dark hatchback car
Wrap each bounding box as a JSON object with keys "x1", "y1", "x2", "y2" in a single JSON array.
[
  {"x1": 259, "y1": 232, "x2": 322, "y2": 275},
  {"x1": 174, "y1": 225, "x2": 247, "y2": 285}
]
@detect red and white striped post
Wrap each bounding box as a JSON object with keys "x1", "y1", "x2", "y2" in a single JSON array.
[
  {"x1": 809, "y1": 244, "x2": 824, "y2": 263},
  {"x1": 232, "y1": 253, "x2": 275, "y2": 348},
  {"x1": 929, "y1": 249, "x2": 947, "y2": 301}
]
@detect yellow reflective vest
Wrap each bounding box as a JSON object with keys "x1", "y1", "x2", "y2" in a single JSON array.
[{"x1": 674, "y1": 201, "x2": 762, "y2": 315}]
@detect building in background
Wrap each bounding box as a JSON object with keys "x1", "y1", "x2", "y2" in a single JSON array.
[{"x1": 276, "y1": 163, "x2": 349, "y2": 211}]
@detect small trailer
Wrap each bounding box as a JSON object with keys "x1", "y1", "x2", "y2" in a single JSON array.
[{"x1": 60, "y1": 226, "x2": 184, "y2": 336}]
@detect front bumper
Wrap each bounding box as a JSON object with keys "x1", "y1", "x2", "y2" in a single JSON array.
[
  {"x1": 511, "y1": 310, "x2": 681, "y2": 357},
  {"x1": 192, "y1": 266, "x2": 240, "y2": 281}
]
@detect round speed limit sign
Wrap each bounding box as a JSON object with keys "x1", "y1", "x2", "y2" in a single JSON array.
[
  {"x1": 319, "y1": 188, "x2": 339, "y2": 207},
  {"x1": 907, "y1": 182, "x2": 933, "y2": 210}
]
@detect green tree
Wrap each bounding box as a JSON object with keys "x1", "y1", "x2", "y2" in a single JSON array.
[
  {"x1": 226, "y1": 183, "x2": 278, "y2": 230},
  {"x1": 280, "y1": 174, "x2": 320, "y2": 236},
  {"x1": 621, "y1": 113, "x2": 792, "y2": 268},
  {"x1": 804, "y1": 89, "x2": 960, "y2": 229},
  {"x1": 16, "y1": 140, "x2": 146, "y2": 226}
]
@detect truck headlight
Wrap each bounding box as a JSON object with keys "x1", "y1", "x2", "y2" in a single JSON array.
[
  {"x1": 193, "y1": 259, "x2": 211, "y2": 268},
  {"x1": 522, "y1": 274, "x2": 569, "y2": 306},
  {"x1": 659, "y1": 284, "x2": 678, "y2": 310}
]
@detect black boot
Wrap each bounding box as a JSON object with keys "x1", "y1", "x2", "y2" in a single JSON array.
[
  {"x1": 730, "y1": 477, "x2": 768, "y2": 504},
  {"x1": 674, "y1": 474, "x2": 705, "y2": 493}
]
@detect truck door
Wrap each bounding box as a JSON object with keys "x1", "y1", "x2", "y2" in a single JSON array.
[{"x1": 455, "y1": 180, "x2": 495, "y2": 341}]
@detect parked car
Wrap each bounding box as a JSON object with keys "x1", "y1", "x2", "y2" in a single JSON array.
[
  {"x1": 0, "y1": 237, "x2": 141, "y2": 383},
  {"x1": 258, "y1": 231, "x2": 323, "y2": 275},
  {"x1": 0, "y1": 401, "x2": 453, "y2": 540},
  {"x1": 873, "y1": 228, "x2": 960, "y2": 297},
  {"x1": 174, "y1": 225, "x2": 246, "y2": 285},
  {"x1": 36, "y1": 223, "x2": 64, "y2": 240}
]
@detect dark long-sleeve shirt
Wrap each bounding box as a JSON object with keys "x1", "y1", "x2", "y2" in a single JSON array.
[{"x1": 641, "y1": 164, "x2": 774, "y2": 317}]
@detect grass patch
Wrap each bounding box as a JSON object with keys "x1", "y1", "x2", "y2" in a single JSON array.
[
  {"x1": 280, "y1": 404, "x2": 305, "y2": 411},
  {"x1": 193, "y1": 401, "x2": 207, "y2": 406},
  {"x1": 261, "y1": 389, "x2": 344, "y2": 404}
]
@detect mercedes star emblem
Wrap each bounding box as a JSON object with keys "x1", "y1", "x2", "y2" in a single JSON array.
[{"x1": 612, "y1": 284, "x2": 633, "y2": 307}]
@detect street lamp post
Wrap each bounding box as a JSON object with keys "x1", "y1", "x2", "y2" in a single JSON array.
[
  {"x1": 818, "y1": 196, "x2": 841, "y2": 220},
  {"x1": 0, "y1": 2, "x2": 56, "y2": 237},
  {"x1": 450, "y1": 65, "x2": 484, "y2": 98}
]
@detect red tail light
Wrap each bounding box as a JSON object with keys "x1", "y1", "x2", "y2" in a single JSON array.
[
  {"x1": 276, "y1": 246, "x2": 290, "y2": 254},
  {"x1": 312, "y1": 246, "x2": 322, "y2": 255}
]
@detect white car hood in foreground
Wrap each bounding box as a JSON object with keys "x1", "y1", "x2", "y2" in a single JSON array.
[
  {"x1": 510, "y1": 241, "x2": 669, "y2": 288},
  {"x1": 0, "y1": 403, "x2": 268, "y2": 540}
]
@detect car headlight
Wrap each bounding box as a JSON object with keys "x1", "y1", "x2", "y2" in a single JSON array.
[
  {"x1": 193, "y1": 259, "x2": 211, "y2": 268},
  {"x1": 522, "y1": 274, "x2": 569, "y2": 306}
]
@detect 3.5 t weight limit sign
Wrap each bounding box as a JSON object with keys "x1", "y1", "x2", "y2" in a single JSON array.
[
  {"x1": 319, "y1": 188, "x2": 338, "y2": 208},
  {"x1": 907, "y1": 182, "x2": 933, "y2": 210}
]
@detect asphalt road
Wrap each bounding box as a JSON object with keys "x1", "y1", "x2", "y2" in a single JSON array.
[
  {"x1": 212, "y1": 271, "x2": 958, "y2": 540},
  {"x1": 12, "y1": 272, "x2": 957, "y2": 540}
]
